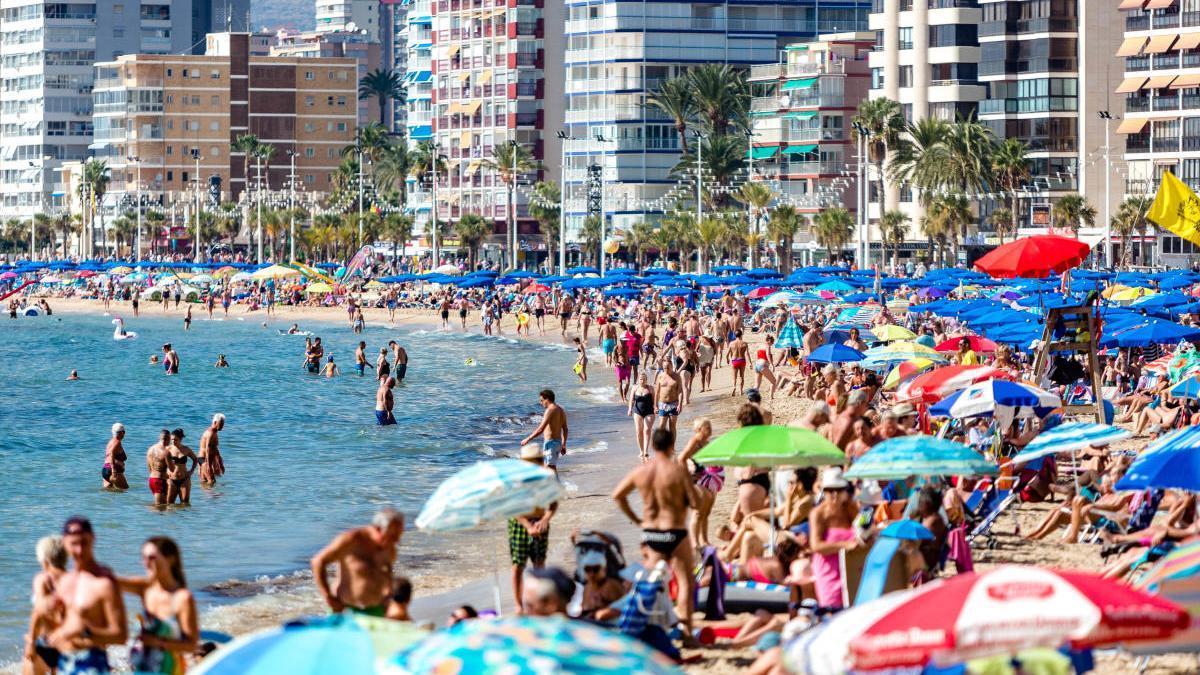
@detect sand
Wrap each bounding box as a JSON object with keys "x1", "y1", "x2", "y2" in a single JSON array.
[{"x1": 20, "y1": 294, "x2": 1200, "y2": 674}]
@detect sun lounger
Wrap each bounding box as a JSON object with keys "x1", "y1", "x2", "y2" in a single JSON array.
[{"x1": 968, "y1": 487, "x2": 1016, "y2": 549}]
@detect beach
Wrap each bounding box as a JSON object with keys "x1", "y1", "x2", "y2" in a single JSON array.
[{"x1": 6, "y1": 295, "x2": 1196, "y2": 674}]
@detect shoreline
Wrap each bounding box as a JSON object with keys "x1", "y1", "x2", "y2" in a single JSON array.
[{"x1": 18, "y1": 297, "x2": 741, "y2": 660}]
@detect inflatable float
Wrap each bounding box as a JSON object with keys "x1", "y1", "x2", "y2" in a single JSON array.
[{"x1": 111, "y1": 318, "x2": 137, "y2": 340}]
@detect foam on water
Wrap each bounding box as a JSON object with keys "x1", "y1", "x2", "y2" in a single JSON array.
[
  {"x1": 571, "y1": 440, "x2": 609, "y2": 454},
  {"x1": 578, "y1": 386, "x2": 619, "y2": 403}
]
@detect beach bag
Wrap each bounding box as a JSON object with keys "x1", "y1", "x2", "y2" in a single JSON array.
[{"x1": 695, "y1": 546, "x2": 727, "y2": 620}]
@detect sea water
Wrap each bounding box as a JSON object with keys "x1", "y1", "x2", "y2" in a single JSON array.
[{"x1": 0, "y1": 311, "x2": 617, "y2": 662}]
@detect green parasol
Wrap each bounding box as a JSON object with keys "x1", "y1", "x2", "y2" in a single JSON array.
[
  {"x1": 691, "y1": 424, "x2": 844, "y2": 554},
  {"x1": 691, "y1": 425, "x2": 844, "y2": 467}
]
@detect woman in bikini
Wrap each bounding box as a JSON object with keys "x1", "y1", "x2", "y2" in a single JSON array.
[
  {"x1": 728, "y1": 405, "x2": 770, "y2": 530},
  {"x1": 809, "y1": 468, "x2": 861, "y2": 610},
  {"x1": 24, "y1": 536, "x2": 67, "y2": 675},
  {"x1": 678, "y1": 418, "x2": 721, "y2": 548},
  {"x1": 119, "y1": 537, "x2": 198, "y2": 675},
  {"x1": 627, "y1": 373, "x2": 656, "y2": 461}
]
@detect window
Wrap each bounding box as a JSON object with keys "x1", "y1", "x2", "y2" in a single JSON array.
[
  {"x1": 191, "y1": 96, "x2": 199, "y2": 104},
  {"x1": 211, "y1": 95, "x2": 219, "y2": 105},
  {"x1": 209, "y1": 121, "x2": 219, "y2": 131},
  {"x1": 166, "y1": 119, "x2": 173, "y2": 129},
  {"x1": 210, "y1": 69, "x2": 219, "y2": 79},
  {"x1": 305, "y1": 174, "x2": 315, "y2": 184},
  {"x1": 337, "y1": 96, "x2": 346, "y2": 106},
  {"x1": 166, "y1": 68, "x2": 172, "y2": 77},
  {"x1": 166, "y1": 170, "x2": 173, "y2": 181},
  {"x1": 182, "y1": 69, "x2": 188, "y2": 77},
  {"x1": 899, "y1": 66, "x2": 913, "y2": 88},
  {"x1": 305, "y1": 147, "x2": 315, "y2": 157},
  {"x1": 113, "y1": 3, "x2": 122, "y2": 12},
  {"x1": 191, "y1": 70, "x2": 199, "y2": 79},
  {"x1": 210, "y1": 146, "x2": 220, "y2": 157},
  {"x1": 305, "y1": 96, "x2": 314, "y2": 107},
  {"x1": 182, "y1": 171, "x2": 189, "y2": 183},
  {"x1": 304, "y1": 122, "x2": 315, "y2": 132},
  {"x1": 166, "y1": 94, "x2": 173, "y2": 103},
  {"x1": 305, "y1": 71, "x2": 314, "y2": 80},
  {"x1": 337, "y1": 122, "x2": 347, "y2": 131},
  {"x1": 899, "y1": 27, "x2": 912, "y2": 50},
  {"x1": 328, "y1": 148, "x2": 336, "y2": 158}
]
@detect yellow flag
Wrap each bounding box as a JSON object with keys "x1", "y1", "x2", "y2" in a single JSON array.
[{"x1": 1148, "y1": 170, "x2": 1200, "y2": 246}]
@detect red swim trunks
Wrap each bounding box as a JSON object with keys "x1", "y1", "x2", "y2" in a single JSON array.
[
  {"x1": 731, "y1": 358, "x2": 747, "y2": 370},
  {"x1": 148, "y1": 477, "x2": 165, "y2": 495}
]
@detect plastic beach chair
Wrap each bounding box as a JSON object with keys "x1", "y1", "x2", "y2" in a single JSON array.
[{"x1": 853, "y1": 537, "x2": 906, "y2": 605}]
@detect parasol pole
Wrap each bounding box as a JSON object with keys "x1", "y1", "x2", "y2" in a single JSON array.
[{"x1": 768, "y1": 471, "x2": 777, "y2": 555}]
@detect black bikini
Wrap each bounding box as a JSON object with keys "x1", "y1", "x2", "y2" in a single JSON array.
[
  {"x1": 738, "y1": 472, "x2": 770, "y2": 492},
  {"x1": 632, "y1": 392, "x2": 653, "y2": 417}
]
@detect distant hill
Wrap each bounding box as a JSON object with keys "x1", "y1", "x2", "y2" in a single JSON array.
[{"x1": 251, "y1": 0, "x2": 313, "y2": 32}]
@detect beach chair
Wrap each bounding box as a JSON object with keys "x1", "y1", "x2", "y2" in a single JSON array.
[
  {"x1": 614, "y1": 561, "x2": 680, "y2": 660},
  {"x1": 967, "y1": 485, "x2": 1017, "y2": 549},
  {"x1": 1127, "y1": 577, "x2": 1200, "y2": 674},
  {"x1": 851, "y1": 537, "x2": 909, "y2": 605}
]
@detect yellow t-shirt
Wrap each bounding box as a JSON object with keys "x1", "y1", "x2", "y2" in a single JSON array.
[{"x1": 959, "y1": 350, "x2": 979, "y2": 365}]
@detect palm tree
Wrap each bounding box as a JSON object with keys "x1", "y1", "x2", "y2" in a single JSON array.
[
  {"x1": 988, "y1": 208, "x2": 1014, "y2": 247},
  {"x1": 766, "y1": 205, "x2": 805, "y2": 274},
  {"x1": 580, "y1": 214, "x2": 603, "y2": 265},
  {"x1": 813, "y1": 207, "x2": 853, "y2": 264},
  {"x1": 735, "y1": 181, "x2": 775, "y2": 269},
  {"x1": 878, "y1": 209, "x2": 910, "y2": 271},
  {"x1": 358, "y1": 68, "x2": 406, "y2": 126},
  {"x1": 889, "y1": 118, "x2": 951, "y2": 206},
  {"x1": 80, "y1": 158, "x2": 110, "y2": 256},
  {"x1": 408, "y1": 140, "x2": 447, "y2": 188},
  {"x1": 143, "y1": 210, "x2": 164, "y2": 255},
  {"x1": 626, "y1": 220, "x2": 655, "y2": 269},
  {"x1": 1052, "y1": 193, "x2": 1097, "y2": 235},
  {"x1": 254, "y1": 143, "x2": 277, "y2": 190},
  {"x1": 646, "y1": 76, "x2": 694, "y2": 155},
  {"x1": 925, "y1": 195, "x2": 972, "y2": 265},
  {"x1": 695, "y1": 216, "x2": 726, "y2": 273},
  {"x1": 990, "y1": 138, "x2": 1030, "y2": 243},
  {"x1": 376, "y1": 140, "x2": 410, "y2": 206},
  {"x1": 1113, "y1": 195, "x2": 1152, "y2": 267},
  {"x1": 214, "y1": 202, "x2": 240, "y2": 246},
  {"x1": 852, "y1": 97, "x2": 905, "y2": 216},
  {"x1": 231, "y1": 133, "x2": 261, "y2": 201},
  {"x1": 382, "y1": 212, "x2": 414, "y2": 265},
  {"x1": 941, "y1": 116, "x2": 994, "y2": 198},
  {"x1": 110, "y1": 212, "x2": 136, "y2": 257},
  {"x1": 686, "y1": 63, "x2": 749, "y2": 136},
  {"x1": 481, "y1": 141, "x2": 537, "y2": 267},
  {"x1": 528, "y1": 181, "x2": 561, "y2": 269},
  {"x1": 454, "y1": 212, "x2": 490, "y2": 269}
]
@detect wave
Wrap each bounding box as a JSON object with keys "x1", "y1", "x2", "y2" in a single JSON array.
[
  {"x1": 578, "y1": 386, "x2": 618, "y2": 404},
  {"x1": 476, "y1": 443, "x2": 497, "y2": 456},
  {"x1": 560, "y1": 478, "x2": 580, "y2": 495},
  {"x1": 571, "y1": 440, "x2": 608, "y2": 454}
]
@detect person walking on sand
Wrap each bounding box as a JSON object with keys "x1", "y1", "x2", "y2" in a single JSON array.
[
  {"x1": 612, "y1": 429, "x2": 699, "y2": 635},
  {"x1": 509, "y1": 444, "x2": 558, "y2": 614},
  {"x1": 654, "y1": 358, "x2": 683, "y2": 438},
  {"x1": 311, "y1": 509, "x2": 405, "y2": 616},
  {"x1": 198, "y1": 414, "x2": 225, "y2": 486},
  {"x1": 146, "y1": 431, "x2": 170, "y2": 507},
  {"x1": 728, "y1": 330, "x2": 749, "y2": 396},
  {"x1": 572, "y1": 337, "x2": 588, "y2": 383},
  {"x1": 520, "y1": 389, "x2": 568, "y2": 475},
  {"x1": 375, "y1": 377, "x2": 397, "y2": 425},
  {"x1": 39, "y1": 517, "x2": 128, "y2": 674},
  {"x1": 557, "y1": 294, "x2": 574, "y2": 337},
  {"x1": 102, "y1": 423, "x2": 128, "y2": 491}
]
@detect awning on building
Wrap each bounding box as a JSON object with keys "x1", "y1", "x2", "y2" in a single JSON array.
[
  {"x1": 748, "y1": 146, "x2": 778, "y2": 160},
  {"x1": 478, "y1": 69, "x2": 493, "y2": 84},
  {"x1": 1115, "y1": 37, "x2": 1147, "y2": 57},
  {"x1": 1146, "y1": 0, "x2": 1177, "y2": 8},
  {"x1": 465, "y1": 160, "x2": 481, "y2": 176},
  {"x1": 410, "y1": 71, "x2": 431, "y2": 83},
  {"x1": 446, "y1": 102, "x2": 462, "y2": 114},
  {"x1": 1144, "y1": 74, "x2": 1178, "y2": 89},
  {"x1": 459, "y1": 131, "x2": 472, "y2": 148},
  {"x1": 456, "y1": 71, "x2": 470, "y2": 82},
  {"x1": 1176, "y1": 33, "x2": 1200, "y2": 51},
  {"x1": 410, "y1": 125, "x2": 432, "y2": 139},
  {"x1": 781, "y1": 77, "x2": 818, "y2": 91},
  {"x1": 1116, "y1": 117, "x2": 1149, "y2": 134},
  {"x1": 1118, "y1": 0, "x2": 1146, "y2": 9},
  {"x1": 784, "y1": 111, "x2": 818, "y2": 120},
  {"x1": 783, "y1": 144, "x2": 818, "y2": 155},
  {"x1": 463, "y1": 100, "x2": 482, "y2": 115},
  {"x1": 1115, "y1": 76, "x2": 1147, "y2": 93},
  {"x1": 446, "y1": 44, "x2": 461, "y2": 57},
  {"x1": 1171, "y1": 73, "x2": 1200, "y2": 88},
  {"x1": 1144, "y1": 34, "x2": 1178, "y2": 54}
]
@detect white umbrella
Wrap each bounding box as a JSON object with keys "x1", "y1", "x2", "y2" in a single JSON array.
[
  {"x1": 433, "y1": 264, "x2": 462, "y2": 276},
  {"x1": 416, "y1": 458, "x2": 562, "y2": 531}
]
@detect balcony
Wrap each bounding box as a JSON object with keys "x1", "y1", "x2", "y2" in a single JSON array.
[
  {"x1": 1156, "y1": 10, "x2": 1181, "y2": 29},
  {"x1": 1126, "y1": 96, "x2": 1151, "y2": 113},
  {"x1": 1156, "y1": 53, "x2": 1180, "y2": 70},
  {"x1": 1153, "y1": 136, "x2": 1180, "y2": 152},
  {"x1": 1126, "y1": 56, "x2": 1150, "y2": 72},
  {"x1": 778, "y1": 160, "x2": 845, "y2": 176},
  {"x1": 1126, "y1": 14, "x2": 1149, "y2": 31},
  {"x1": 1126, "y1": 178, "x2": 1155, "y2": 194},
  {"x1": 1126, "y1": 134, "x2": 1150, "y2": 152},
  {"x1": 1186, "y1": 10, "x2": 1200, "y2": 27},
  {"x1": 1153, "y1": 93, "x2": 1180, "y2": 111}
]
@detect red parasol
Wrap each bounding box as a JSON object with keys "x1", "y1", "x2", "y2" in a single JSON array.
[
  {"x1": 973, "y1": 234, "x2": 1091, "y2": 278},
  {"x1": 747, "y1": 287, "x2": 778, "y2": 299},
  {"x1": 897, "y1": 365, "x2": 1013, "y2": 403},
  {"x1": 525, "y1": 283, "x2": 550, "y2": 293},
  {"x1": 846, "y1": 565, "x2": 1189, "y2": 671},
  {"x1": 934, "y1": 335, "x2": 999, "y2": 353}
]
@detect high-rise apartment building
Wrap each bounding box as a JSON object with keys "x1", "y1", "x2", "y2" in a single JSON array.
[
  {"x1": 0, "y1": 0, "x2": 247, "y2": 219},
  {"x1": 746, "y1": 33, "x2": 873, "y2": 237},
  {"x1": 978, "y1": 1, "x2": 1122, "y2": 234},
  {"x1": 272, "y1": 29, "x2": 384, "y2": 125},
  {"x1": 403, "y1": 0, "x2": 561, "y2": 263},
  {"x1": 1117, "y1": 0, "x2": 1200, "y2": 267},
  {"x1": 382, "y1": 0, "x2": 408, "y2": 131},
  {"x1": 561, "y1": 0, "x2": 869, "y2": 237},
  {"x1": 91, "y1": 32, "x2": 356, "y2": 213},
  {"x1": 316, "y1": 0, "x2": 382, "y2": 40}
]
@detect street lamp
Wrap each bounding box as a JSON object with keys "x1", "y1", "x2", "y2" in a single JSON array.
[
  {"x1": 1098, "y1": 110, "x2": 1115, "y2": 269},
  {"x1": 851, "y1": 121, "x2": 869, "y2": 268},
  {"x1": 556, "y1": 130, "x2": 570, "y2": 274},
  {"x1": 693, "y1": 129, "x2": 704, "y2": 271},
  {"x1": 190, "y1": 149, "x2": 204, "y2": 263},
  {"x1": 508, "y1": 139, "x2": 519, "y2": 270},
  {"x1": 287, "y1": 149, "x2": 297, "y2": 262},
  {"x1": 127, "y1": 155, "x2": 142, "y2": 263}
]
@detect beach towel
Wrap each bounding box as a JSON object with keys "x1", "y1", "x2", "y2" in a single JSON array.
[
  {"x1": 695, "y1": 546, "x2": 727, "y2": 620},
  {"x1": 945, "y1": 524, "x2": 974, "y2": 573}
]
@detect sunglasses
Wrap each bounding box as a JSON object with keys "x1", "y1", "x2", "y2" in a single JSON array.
[{"x1": 584, "y1": 565, "x2": 603, "y2": 574}]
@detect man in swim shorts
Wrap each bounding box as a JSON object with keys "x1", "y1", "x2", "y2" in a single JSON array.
[
  {"x1": 392, "y1": 342, "x2": 408, "y2": 382},
  {"x1": 728, "y1": 330, "x2": 749, "y2": 396},
  {"x1": 355, "y1": 341, "x2": 368, "y2": 376},
  {"x1": 375, "y1": 377, "x2": 397, "y2": 425},
  {"x1": 598, "y1": 320, "x2": 618, "y2": 366},
  {"x1": 102, "y1": 423, "x2": 128, "y2": 490},
  {"x1": 311, "y1": 508, "x2": 405, "y2": 616},
  {"x1": 612, "y1": 428, "x2": 699, "y2": 633},
  {"x1": 654, "y1": 359, "x2": 683, "y2": 437},
  {"x1": 509, "y1": 444, "x2": 558, "y2": 613},
  {"x1": 43, "y1": 517, "x2": 128, "y2": 673},
  {"x1": 146, "y1": 430, "x2": 170, "y2": 506},
  {"x1": 556, "y1": 294, "x2": 574, "y2": 337},
  {"x1": 521, "y1": 389, "x2": 568, "y2": 475}
]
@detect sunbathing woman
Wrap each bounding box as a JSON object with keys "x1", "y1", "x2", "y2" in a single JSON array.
[{"x1": 720, "y1": 468, "x2": 817, "y2": 565}]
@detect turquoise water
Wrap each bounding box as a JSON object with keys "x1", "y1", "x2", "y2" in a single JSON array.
[{"x1": 0, "y1": 310, "x2": 617, "y2": 661}]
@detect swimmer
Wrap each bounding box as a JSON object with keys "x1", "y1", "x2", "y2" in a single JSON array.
[
  {"x1": 66, "y1": 370, "x2": 79, "y2": 381},
  {"x1": 149, "y1": 355, "x2": 159, "y2": 365},
  {"x1": 183, "y1": 306, "x2": 192, "y2": 331},
  {"x1": 355, "y1": 341, "x2": 368, "y2": 376},
  {"x1": 214, "y1": 354, "x2": 229, "y2": 368},
  {"x1": 375, "y1": 377, "x2": 397, "y2": 425},
  {"x1": 288, "y1": 323, "x2": 301, "y2": 335},
  {"x1": 198, "y1": 414, "x2": 225, "y2": 485},
  {"x1": 323, "y1": 354, "x2": 341, "y2": 377},
  {"x1": 103, "y1": 423, "x2": 129, "y2": 490}
]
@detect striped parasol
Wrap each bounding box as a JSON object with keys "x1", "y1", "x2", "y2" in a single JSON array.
[
  {"x1": 1010, "y1": 422, "x2": 1131, "y2": 465},
  {"x1": 775, "y1": 317, "x2": 805, "y2": 350},
  {"x1": 415, "y1": 459, "x2": 563, "y2": 532},
  {"x1": 860, "y1": 341, "x2": 947, "y2": 370},
  {"x1": 844, "y1": 435, "x2": 997, "y2": 480},
  {"x1": 1136, "y1": 540, "x2": 1200, "y2": 594}
]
